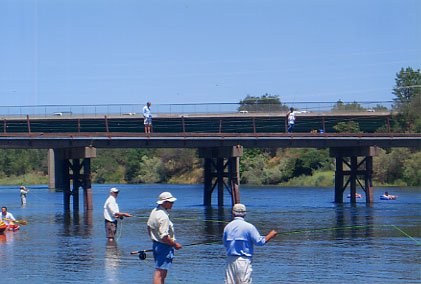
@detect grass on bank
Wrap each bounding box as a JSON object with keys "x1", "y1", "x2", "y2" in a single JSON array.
[{"x1": 0, "y1": 171, "x2": 410, "y2": 187}]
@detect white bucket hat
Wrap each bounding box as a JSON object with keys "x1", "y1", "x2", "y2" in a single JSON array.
[{"x1": 157, "y1": 192, "x2": 177, "y2": 204}]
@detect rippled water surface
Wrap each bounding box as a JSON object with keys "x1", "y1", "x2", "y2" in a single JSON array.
[{"x1": 0, "y1": 184, "x2": 420, "y2": 283}]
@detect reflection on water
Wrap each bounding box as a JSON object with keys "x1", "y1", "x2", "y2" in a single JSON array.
[
  {"x1": 105, "y1": 242, "x2": 121, "y2": 283},
  {"x1": 0, "y1": 185, "x2": 419, "y2": 283}
]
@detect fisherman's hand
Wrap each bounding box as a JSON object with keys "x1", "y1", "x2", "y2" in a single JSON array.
[
  {"x1": 265, "y1": 230, "x2": 278, "y2": 242},
  {"x1": 174, "y1": 243, "x2": 183, "y2": 250}
]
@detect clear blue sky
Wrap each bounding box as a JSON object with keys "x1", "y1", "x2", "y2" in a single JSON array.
[{"x1": 1, "y1": 0, "x2": 420, "y2": 106}]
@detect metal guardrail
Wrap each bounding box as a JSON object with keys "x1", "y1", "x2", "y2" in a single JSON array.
[{"x1": 0, "y1": 101, "x2": 394, "y2": 117}]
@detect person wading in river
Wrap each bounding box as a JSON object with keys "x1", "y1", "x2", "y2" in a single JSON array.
[
  {"x1": 103, "y1": 187, "x2": 132, "y2": 242},
  {"x1": 147, "y1": 192, "x2": 182, "y2": 284},
  {"x1": 223, "y1": 204, "x2": 277, "y2": 284}
]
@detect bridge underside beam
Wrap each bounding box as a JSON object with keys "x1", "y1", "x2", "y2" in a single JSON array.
[
  {"x1": 330, "y1": 146, "x2": 377, "y2": 203},
  {"x1": 49, "y1": 147, "x2": 96, "y2": 211},
  {"x1": 200, "y1": 146, "x2": 243, "y2": 207}
]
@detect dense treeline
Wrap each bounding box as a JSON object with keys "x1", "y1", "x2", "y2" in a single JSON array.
[
  {"x1": 0, "y1": 67, "x2": 420, "y2": 186},
  {"x1": 0, "y1": 146, "x2": 420, "y2": 186}
]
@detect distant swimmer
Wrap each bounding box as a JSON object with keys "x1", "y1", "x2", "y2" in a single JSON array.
[{"x1": 380, "y1": 192, "x2": 397, "y2": 200}]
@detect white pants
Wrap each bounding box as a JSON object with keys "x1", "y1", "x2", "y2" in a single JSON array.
[{"x1": 225, "y1": 256, "x2": 253, "y2": 284}]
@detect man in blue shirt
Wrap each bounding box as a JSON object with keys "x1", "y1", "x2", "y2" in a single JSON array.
[
  {"x1": 143, "y1": 102, "x2": 152, "y2": 133},
  {"x1": 223, "y1": 204, "x2": 277, "y2": 284}
]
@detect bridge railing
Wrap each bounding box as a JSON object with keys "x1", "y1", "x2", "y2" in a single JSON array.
[{"x1": 0, "y1": 101, "x2": 393, "y2": 117}]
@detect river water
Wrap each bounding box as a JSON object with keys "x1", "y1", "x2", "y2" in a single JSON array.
[{"x1": 0, "y1": 184, "x2": 420, "y2": 283}]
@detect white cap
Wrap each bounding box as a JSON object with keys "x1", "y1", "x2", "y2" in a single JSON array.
[
  {"x1": 232, "y1": 203, "x2": 246, "y2": 216},
  {"x1": 110, "y1": 187, "x2": 120, "y2": 193},
  {"x1": 157, "y1": 192, "x2": 177, "y2": 204}
]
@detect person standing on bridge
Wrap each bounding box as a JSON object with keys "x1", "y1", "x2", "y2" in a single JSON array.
[
  {"x1": 104, "y1": 187, "x2": 132, "y2": 242},
  {"x1": 143, "y1": 101, "x2": 152, "y2": 134},
  {"x1": 223, "y1": 203, "x2": 277, "y2": 284},
  {"x1": 20, "y1": 186, "x2": 29, "y2": 205},
  {"x1": 286, "y1": 107, "x2": 296, "y2": 133},
  {"x1": 147, "y1": 192, "x2": 182, "y2": 284}
]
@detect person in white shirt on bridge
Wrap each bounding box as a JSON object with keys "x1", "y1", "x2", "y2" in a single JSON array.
[
  {"x1": 104, "y1": 187, "x2": 132, "y2": 242},
  {"x1": 286, "y1": 107, "x2": 296, "y2": 133},
  {"x1": 143, "y1": 102, "x2": 152, "y2": 133}
]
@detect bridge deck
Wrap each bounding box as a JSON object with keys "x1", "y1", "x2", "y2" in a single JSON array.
[{"x1": 0, "y1": 113, "x2": 419, "y2": 149}]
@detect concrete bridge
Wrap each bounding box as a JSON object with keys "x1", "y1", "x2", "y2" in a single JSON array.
[{"x1": 0, "y1": 112, "x2": 420, "y2": 211}]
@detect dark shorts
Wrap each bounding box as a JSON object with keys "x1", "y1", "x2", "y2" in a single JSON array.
[
  {"x1": 153, "y1": 241, "x2": 174, "y2": 270},
  {"x1": 105, "y1": 220, "x2": 117, "y2": 238}
]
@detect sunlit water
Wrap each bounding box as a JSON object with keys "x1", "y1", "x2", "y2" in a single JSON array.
[{"x1": 0, "y1": 184, "x2": 420, "y2": 283}]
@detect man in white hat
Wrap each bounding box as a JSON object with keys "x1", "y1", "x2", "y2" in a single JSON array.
[
  {"x1": 223, "y1": 203, "x2": 277, "y2": 284},
  {"x1": 104, "y1": 187, "x2": 132, "y2": 242},
  {"x1": 147, "y1": 192, "x2": 182, "y2": 284}
]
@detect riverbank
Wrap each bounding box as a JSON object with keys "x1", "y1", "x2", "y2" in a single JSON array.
[{"x1": 0, "y1": 170, "x2": 410, "y2": 187}]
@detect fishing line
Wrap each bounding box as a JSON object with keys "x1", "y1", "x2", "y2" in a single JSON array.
[
  {"x1": 279, "y1": 224, "x2": 420, "y2": 245},
  {"x1": 131, "y1": 216, "x2": 420, "y2": 245},
  {"x1": 115, "y1": 217, "x2": 124, "y2": 241}
]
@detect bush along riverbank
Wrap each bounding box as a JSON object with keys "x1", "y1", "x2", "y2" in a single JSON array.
[{"x1": 0, "y1": 147, "x2": 420, "y2": 187}]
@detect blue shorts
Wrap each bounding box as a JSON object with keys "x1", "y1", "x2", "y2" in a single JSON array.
[
  {"x1": 144, "y1": 117, "x2": 152, "y2": 125},
  {"x1": 153, "y1": 242, "x2": 174, "y2": 270}
]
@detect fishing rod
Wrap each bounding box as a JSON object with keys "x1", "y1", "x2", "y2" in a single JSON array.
[{"x1": 131, "y1": 240, "x2": 221, "y2": 260}]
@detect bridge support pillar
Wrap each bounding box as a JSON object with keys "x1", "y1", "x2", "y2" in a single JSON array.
[
  {"x1": 330, "y1": 146, "x2": 377, "y2": 203},
  {"x1": 199, "y1": 145, "x2": 243, "y2": 207},
  {"x1": 49, "y1": 147, "x2": 96, "y2": 211}
]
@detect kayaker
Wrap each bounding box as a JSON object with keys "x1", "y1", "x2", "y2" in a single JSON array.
[
  {"x1": 223, "y1": 204, "x2": 277, "y2": 284},
  {"x1": 1, "y1": 207, "x2": 19, "y2": 231},
  {"x1": 147, "y1": 192, "x2": 182, "y2": 284},
  {"x1": 103, "y1": 188, "x2": 132, "y2": 242},
  {"x1": 20, "y1": 186, "x2": 29, "y2": 205}
]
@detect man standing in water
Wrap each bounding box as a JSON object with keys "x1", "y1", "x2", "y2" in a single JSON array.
[
  {"x1": 104, "y1": 187, "x2": 132, "y2": 242},
  {"x1": 20, "y1": 186, "x2": 29, "y2": 205},
  {"x1": 147, "y1": 192, "x2": 182, "y2": 284},
  {"x1": 143, "y1": 101, "x2": 152, "y2": 133},
  {"x1": 223, "y1": 204, "x2": 277, "y2": 284}
]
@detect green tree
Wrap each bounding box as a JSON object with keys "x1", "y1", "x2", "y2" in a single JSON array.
[
  {"x1": 392, "y1": 67, "x2": 421, "y2": 132},
  {"x1": 238, "y1": 94, "x2": 289, "y2": 113},
  {"x1": 333, "y1": 121, "x2": 361, "y2": 133},
  {"x1": 403, "y1": 151, "x2": 421, "y2": 186}
]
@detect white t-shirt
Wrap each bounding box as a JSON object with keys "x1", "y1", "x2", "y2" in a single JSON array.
[
  {"x1": 1, "y1": 212, "x2": 15, "y2": 225},
  {"x1": 143, "y1": 105, "x2": 151, "y2": 118},
  {"x1": 288, "y1": 112, "x2": 296, "y2": 124},
  {"x1": 104, "y1": 195, "x2": 119, "y2": 222}
]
